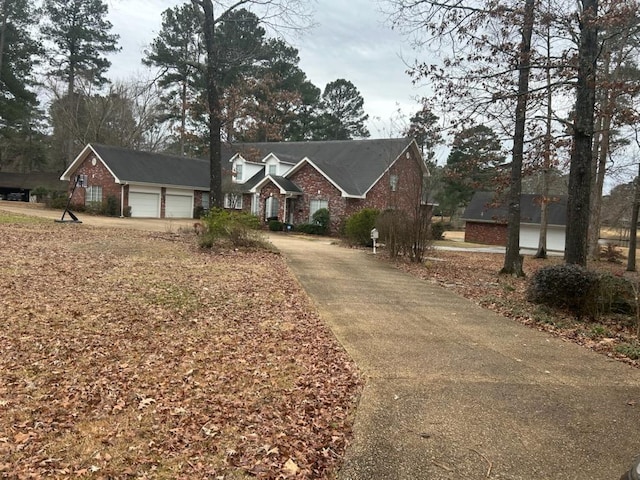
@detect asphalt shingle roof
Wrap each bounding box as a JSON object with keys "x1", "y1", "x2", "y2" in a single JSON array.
[
  {"x1": 78, "y1": 139, "x2": 416, "y2": 196},
  {"x1": 91, "y1": 144, "x2": 210, "y2": 189},
  {"x1": 462, "y1": 191, "x2": 567, "y2": 226},
  {"x1": 224, "y1": 138, "x2": 413, "y2": 196},
  {"x1": 0, "y1": 172, "x2": 67, "y2": 191}
]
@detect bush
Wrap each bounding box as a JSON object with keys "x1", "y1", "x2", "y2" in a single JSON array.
[
  {"x1": 344, "y1": 208, "x2": 379, "y2": 246},
  {"x1": 527, "y1": 264, "x2": 600, "y2": 319},
  {"x1": 376, "y1": 208, "x2": 432, "y2": 262},
  {"x1": 103, "y1": 195, "x2": 119, "y2": 217},
  {"x1": 193, "y1": 205, "x2": 206, "y2": 219},
  {"x1": 594, "y1": 273, "x2": 635, "y2": 315},
  {"x1": 268, "y1": 220, "x2": 283, "y2": 231},
  {"x1": 199, "y1": 208, "x2": 263, "y2": 249},
  {"x1": 296, "y1": 223, "x2": 324, "y2": 235},
  {"x1": 312, "y1": 207, "x2": 330, "y2": 234},
  {"x1": 430, "y1": 222, "x2": 446, "y2": 240},
  {"x1": 31, "y1": 186, "x2": 49, "y2": 202},
  {"x1": 48, "y1": 193, "x2": 70, "y2": 210}
]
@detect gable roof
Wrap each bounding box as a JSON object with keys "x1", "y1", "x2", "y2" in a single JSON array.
[
  {"x1": 61, "y1": 144, "x2": 210, "y2": 189},
  {"x1": 224, "y1": 138, "x2": 417, "y2": 197},
  {"x1": 61, "y1": 138, "x2": 421, "y2": 195},
  {"x1": 462, "y1": 192, "x2": 567, "y2": 226},
  {"x1": 250, "y1": 175, "x2": 303, "y2": 195}
]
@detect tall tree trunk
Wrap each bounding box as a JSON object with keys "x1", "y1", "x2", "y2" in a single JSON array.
[
  {"x1": 180, "y1": 80, "x2": 187, "y2": 157},
  {"x1": 501, "y1": 0, "x2": 535, "y2": 277},
  {"x1": 588, "y1": 109, "x2": 610, "y2": 259},
  {"x1": 196, "y1": 0, "x2": 223, "y2": 208},
  {"x1": 628, "y1": 173, "x2": 639, "y2": 272},
  {"x1": 536, "y1": 9, "x2": 553, "y2": 260},
  {"x1": 65, "y1": 62, "x2": 77, "y2": 170},
  {"x1": 0, "y1": 1, "x2": 7, "y2": 77},
  {"x1": 565, "y1": 0, "x2": 599, "y2": 266},
  {"x1": 588, "y1": 49, "x2": 611, "y2": 261}
]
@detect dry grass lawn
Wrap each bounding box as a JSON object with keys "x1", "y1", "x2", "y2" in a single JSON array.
[{"x1": 0, "y1": 215, "x2": 361, "y2": 479}]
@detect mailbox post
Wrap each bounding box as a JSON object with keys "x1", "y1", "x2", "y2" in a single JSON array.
[{"x1": 370, "y1": 228, "x2": 379, "y2": 254}]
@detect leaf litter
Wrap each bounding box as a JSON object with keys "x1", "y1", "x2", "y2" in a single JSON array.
[{"x1": 0, "y1": 222, "x2": 362, "y2": 478}]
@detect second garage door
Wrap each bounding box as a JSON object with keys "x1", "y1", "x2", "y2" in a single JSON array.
[
  {"x1": 165, "y1": 194, "x2": 193, "y2": 218},
  {"x1": 129, "y1": 192, "x2": 160, "y2": 218}
]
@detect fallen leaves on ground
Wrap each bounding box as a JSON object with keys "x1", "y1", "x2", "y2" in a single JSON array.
[
  {"x1": 392, "y1": 248, "x2": 640, "y2": 367},
  {"x1": 0, "y1": 221, "x2": 362, "y2": 478}
]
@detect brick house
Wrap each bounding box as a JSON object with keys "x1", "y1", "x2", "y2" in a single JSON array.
[
  {"x1": 462, "y1": 191, "x2": 567, "y2": 251},
  {"x1": 61, "y1": 138, "x2": 432, "y2": 230}
]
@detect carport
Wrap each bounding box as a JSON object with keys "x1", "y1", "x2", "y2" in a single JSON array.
[{"x1": 0, "y1": 172, "x2": 67, "y2": 202}]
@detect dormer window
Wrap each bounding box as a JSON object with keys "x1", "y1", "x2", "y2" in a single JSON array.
[
  {"x1": 234, "y1": 163, "x2": 243, "y2": 182},
  {"x1": 268, "y1": 164, "x2": 277, "y2": 176}
]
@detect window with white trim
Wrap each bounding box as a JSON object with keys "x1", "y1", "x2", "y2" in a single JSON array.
[
  {"x1": 85, "y1": 186, "x2": 102, "y2": 205},
  {"x1": 265, "y1": 196, "x2": 279, "y2": 219},
  {"x1": 234, "y1": 163, "x2": 243, "y2": 182},
  {"x1": 224, "y1": 193, "x2": 243, "y2": 209},
  {"x1": 201, "y1": 193, "x2": 210, "y2": 210},
  {"x1": 309, "y1": 199, "x2": 328, "y2": 223},
  {"x1": 268, "y1": 164, "x2": 277, "y2": 176},
  {"x1": 251, "y1": 193, "x2": 259, "y2": 216}
]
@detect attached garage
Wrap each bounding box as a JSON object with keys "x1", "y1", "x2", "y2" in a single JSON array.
[
  {"x1": 165, "y1": 190, "x2": 193, "y2": 218},
  {"x1": 129, "y1": 190, "x2": 160, "y2": 218}
]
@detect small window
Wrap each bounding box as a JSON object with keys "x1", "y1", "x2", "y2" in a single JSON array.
[
  {"x1": 234, "y1": 164, "x2": 243, "y2": 182},
  {"x1": 76, "y1": 174, "x2": 88, "y2": 187},
  {"x1": 85, "y1": 186, "x2": 102, "y2": 205},
  {"x1": 390, "y1": 174, "x2": 399, "y2": 192},
  {"x1": 309, "y1": 199, "x2": 328, "y2": 223},
  {"x1": 224, "y1": 193, "x2": 243, "y2": 209},
  {"x1": 268, "y1": 164, "x2": 277, "y2": 176},
  {"x1": 201, "y1": 193, "x2": 210, "y2": 210}
]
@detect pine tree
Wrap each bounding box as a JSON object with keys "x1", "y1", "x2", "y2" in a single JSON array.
[
  {"x1": 319, "y1": 79, "x2": 370, "y2": 140},
  {"x1": 0, "y1": 0, "x2": 45, "y2": 171},
  {"x1": 42, "y1": 0, "x2": 119, "y2": 167}
]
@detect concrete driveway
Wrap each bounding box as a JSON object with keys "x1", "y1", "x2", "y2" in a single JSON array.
[{"x1": 268, "y1": 233, "x2": 640, "y2": 480}]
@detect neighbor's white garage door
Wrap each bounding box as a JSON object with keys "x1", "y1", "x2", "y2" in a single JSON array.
[
  {"x1": 165, "y1": 194, "x2": 193, "y2": 218},
  {"x1": 129, "y1": 192, "x2": 160, "y2": 218}
]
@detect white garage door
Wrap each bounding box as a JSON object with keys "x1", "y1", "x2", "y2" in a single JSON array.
[
  {"x1": 129, "y1": 192, "x2": 160, "y2": 218},
  {"x1": 165, "y1": 194, "x2": 193, "y2": 218}
]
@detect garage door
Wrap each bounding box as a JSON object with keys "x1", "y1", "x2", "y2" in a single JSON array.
[
  {"x1": 165, "y1": 194, "x2": 193, "y2": 218},
  {"x1": 129, "y1": 192, "x2": 160, "y2": 218}
]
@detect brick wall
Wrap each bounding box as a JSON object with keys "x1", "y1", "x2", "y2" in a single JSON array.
[
  {"x1": 69, "y1": 153, "x2": 120, "y2": 209},
  {"x1": 464, "y1": 222, "x2": 508, "y2": 246},
  {"x1": 288, "y1": 164, "x2": 346, "y2": 233}
]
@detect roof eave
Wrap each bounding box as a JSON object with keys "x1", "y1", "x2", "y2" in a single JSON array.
[
  {"x1": 126, "y1": 181, "x2": 208, "y2": 191},
  {"x1": 60, "y1": 143, "x2": 122, "y2": 184},
  {"x1": 285, "y1": 157, "x2": 350, "y2": 197}
]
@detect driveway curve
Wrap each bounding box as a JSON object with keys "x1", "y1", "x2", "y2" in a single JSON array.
[{"x1": 268, "y1": 233, "x2": 640, "y2": 480}]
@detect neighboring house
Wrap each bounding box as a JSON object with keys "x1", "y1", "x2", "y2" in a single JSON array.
[
  {"x1": 60, "y1": 138, "x2": 431, "y2": 229},
  {"x1": 0, "y1": 172, "x2": 67, "y2": 202},
  {"x1": 462, "y1": 191, "x2": 567, "y2": 251}
]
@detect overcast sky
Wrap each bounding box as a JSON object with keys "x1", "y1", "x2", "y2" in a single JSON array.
[{"x1": 105, "y1": 0, "x2": 425, "y2": 138}]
